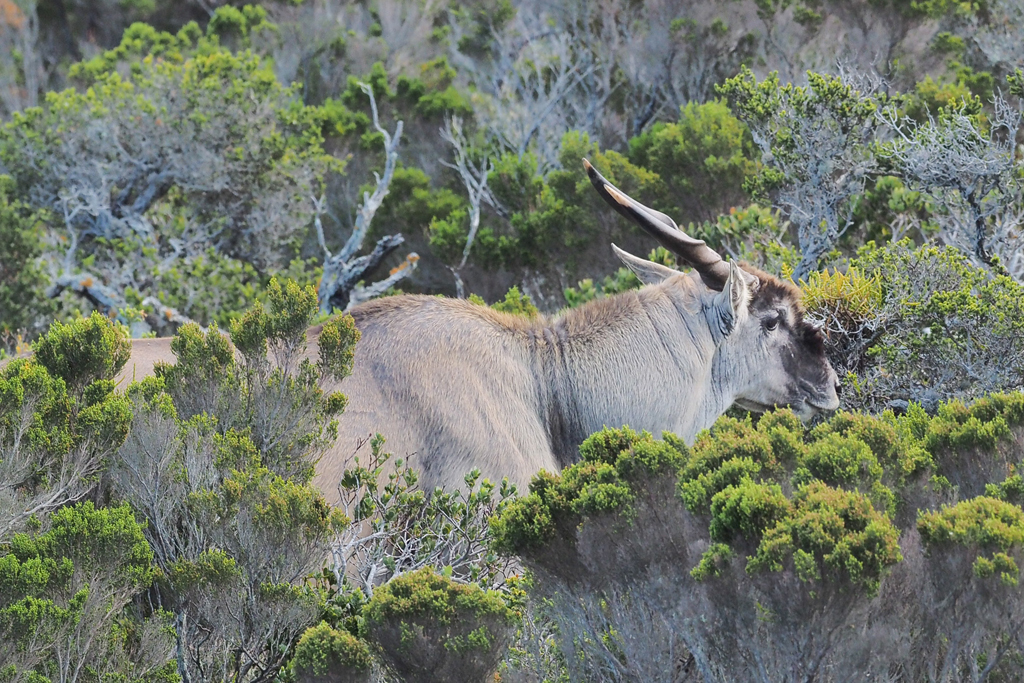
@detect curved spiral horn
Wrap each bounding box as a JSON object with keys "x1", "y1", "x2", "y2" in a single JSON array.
[{"x1": 583, "y1": 158, "x2": 731, "y2": 291}]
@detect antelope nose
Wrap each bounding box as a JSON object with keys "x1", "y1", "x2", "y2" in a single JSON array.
[{"x1": 834, "y1": 379, "x2": 842, "y2": 398}]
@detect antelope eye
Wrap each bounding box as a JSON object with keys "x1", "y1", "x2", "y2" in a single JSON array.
[{"x1": 764, "y1": 317, "x2": 779, "y2": 332}]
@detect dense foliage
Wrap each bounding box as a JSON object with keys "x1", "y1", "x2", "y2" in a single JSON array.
[
  {"x1": 1, "y1": 0, "x2": 1020, "y2": 336},
  {"x1": 7, "y1": 305, "x2": 1024, "y2": 679},
  {"x1": 2, "y1": 0, "x2": 1024, "y2": 680},
  {"x1": 492, "y1": 396, "x2": 1024, "y2": 680}
]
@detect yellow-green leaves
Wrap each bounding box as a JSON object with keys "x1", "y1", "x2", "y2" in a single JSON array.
[
  {"x1": 0, "y1": 502, "x2": 167, "y2": 681},
  {"x1": 33, "y1": 311, "x2": 131, "y2": 394},
  {"x1": 292, "y1": 621, "x2": 373, "y2": 682},
  {"x1": 318, "y1": 314, "x2": 361, "y2": 382},
  {"x1": 491, "y1": 426, "x2": 687, "y2": 553},
  {"x1": 802, "y1": 267, "x2": 883, "y2": 330},
  {"x1": 748, "y1": 482, "x2": 901, "y2": 595},
  {"x1": 919, "y1": 496, "x2": 1024, "y2": 585},
  {"x1": 362, "y1": 567, "x2": 515, "y2": 683}
]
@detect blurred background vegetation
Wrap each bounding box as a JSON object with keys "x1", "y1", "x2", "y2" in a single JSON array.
[{"x1": 0, "y1": 0, "x2": 1021, "y2": 331}]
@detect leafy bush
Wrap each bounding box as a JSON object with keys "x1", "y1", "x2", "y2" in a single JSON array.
[
  {"x1": 494, "y1": 397, "x2": 1024, "y2": 680},
  {"x1": 33, "y1": 311, "x2": 132, "y2": 395},
  {"x1": 106, "y1": 278, "x2": 356, "y2": 682},
  {"x1": 490, "y1": 426, "x2": 687, "y2": 562},
  {"x1": 628, "y1": 99, "x2": 758, "y2": 223},
  {"x1": 330, "y1": 433, "x2": 517, "y2": 600},
  {"x1": 291, "y1": 622, "x2": 373, "y2": 683},
  {"x1": 470, "y1": 285, "x2": 539, "y2": 317},
  {"x1": 486, "y1": 131, "x2": 662, "y2": 272},
  {"x1": 918, "y1": 496, "x2": 1024, "y2": 585},
  {"x1": 804, "y1": 241, "x2": 1024, "y2": 412},
  {"x1": 848, "y1": 174, "x2": 935, "y2": 245},
  {"x1": 0, "y1": 501, "x2": 175, "y2": 682},
  {"x1": 0, "y1": 19, "x2": 339, "y2": 331},
  {"x1": 1, "y1": 313, "x2": 133, "y2": 542},
  {"x1": 362, "y1": 566, "x2": 516, "y2": 683}
]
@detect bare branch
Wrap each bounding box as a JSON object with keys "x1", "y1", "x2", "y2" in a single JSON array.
[
  {"x1": 879, "y1": 94, "x2": 1024, "y2": 275},
  {"x1": 346, "y1": 251, "x2": 420, "y2": 311},
  {"x1": 47, "y1": 270, "x2": 201, "y2": 336},
  {"x1": 311, "y1": 194, "x2": 330, "y2": 259},
  {"x1": 317, "y1": 83, "x2": 419, "y2": 313},
  {"x1": 439, "y1": 115, "x2": 498, "y2": 297},
  {"x1": 338, "y1": 82, "x2": 403, "y2": 264},
  {"x1": 331, "y1": 436, "x2": 516, "y2": 600}
]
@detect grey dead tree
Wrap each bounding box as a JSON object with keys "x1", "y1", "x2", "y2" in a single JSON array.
[
  {"x1": 448, "y1": 8, "x2": 590, "y2": 172},
  {"x1": 607, "y1": 4, "x2": 754, "y2": 140},
  {"x1": 315, "y1": 82, "x2": 419, "y2": 314},
  {"x1": 879, "y1": 95, "x2": 1024, "y2": 278},
  {"x1": 723, "y1": 66, "x2": 884, "y2": 281},
  {"x1": 542, "y1": 0, "x2": 628, "y2": 139},
  {"x1": 373, "y1": 0, "x2": 444, "y2": 73},
  {"x1": 465, "y1": 0, "x2": 754, "y2": 151},
  {"x1": 589, "y1": 0, "x2": 754, "y2": 137},
  {"x1": 439, "y1": 115, "x2": 499, "y2": 298},
  {"x1": 494, "y1": 31, "x2": 590, "y2": 170},
  {"x1": 772, "y1": 72, "x2": 881, "y2": 282},
  {"x1": 1, "y1": 51, "x2": 333, "y2": 334},
  {"x1": 657, "y1": 17, "x2": 755, "y2": 115}
]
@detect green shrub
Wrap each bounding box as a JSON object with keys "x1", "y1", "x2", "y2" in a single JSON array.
[
  {"x1": 918, "y1": 496, "x2": 1024, "y2": 585},
  {"x1": 904, "y1": 62, "x2": 993, "y2": 122},
  {"x1": 628, "y1": 99, "x2": 758, "y2": 223},
  {"x1": 33, "y1": 312, "x2": 132, "y2": 395},
  {"x1": 362, "y1": 567, "x2": 516, "y2": 683},
  {"x1": 795, "y1": 432, "x2": 894, "y2": 513},
  {"x1": 802, "y1": 267, "x2": 883, "y2": 334},
  {"x1": 849, "y1": 175, "x2": 935, "y2": 245},
  {"x1": 292, "y1": 622, "x2": 374, "y2": 683},
  {"x1": 101, "y1": 279, "x2": 357, "y2": 682},
  {"x1": 707, "y1": 479, "x2": 791, "y2": 543},
  {"x1": 748, "y1": 482, "x2": 902, "y2": 594},
  {"x1": 1, "y1": 314, "x2": 134, "y2": 543},
  {"x1": 493, "y1": 408, "x2": 913, "y2": 680},
  {"x1": 678, "y1": 416, "x2": 779, "y2": 511},
  {"x1": 985, "y1": 474, "x2": 1024, "y2": 507},
  {"x1": 0, "y1": 22, "x2": 339, "y2": 330},
  {"x1": 0, "y1": 501, "x2": 173, "y2": 681},
  {"x1": 490, "y1": 427, "x2": 687, "y2": 554},
  {"x1": 470, "y1": 285, "x2": 539, "y2": 317},
  {"x1": 487, "y1": 132, "x2": 662, "y2": 272},
  {"x1": 804, "y1": 241, "x2": 1024, "y2": 412}
]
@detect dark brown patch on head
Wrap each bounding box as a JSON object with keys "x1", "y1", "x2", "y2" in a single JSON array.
[
  {"x1": 741, "y1": 264, "x2": 825, "y2": 353},
  {"x1": 740, "y1": 264, "x2": 836, "y2": 412}
]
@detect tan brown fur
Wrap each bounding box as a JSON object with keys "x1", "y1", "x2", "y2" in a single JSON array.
[
  {"x1": 113, "y1": 337, "x2": 174, "y2": 388},
  {"x1": 304, "y1": 263, "x2": 837, "y2": 502},
  {"x1": 5, "y1": 256, "x2": 838, "y2": 505}
]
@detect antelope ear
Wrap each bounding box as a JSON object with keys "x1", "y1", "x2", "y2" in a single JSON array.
[
  {"x1": 712, "y1": 261, "x2": 754, "y2": 336},
  {"x1": 611, "y1": 244, "x2": 679, "y2": 285}
]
